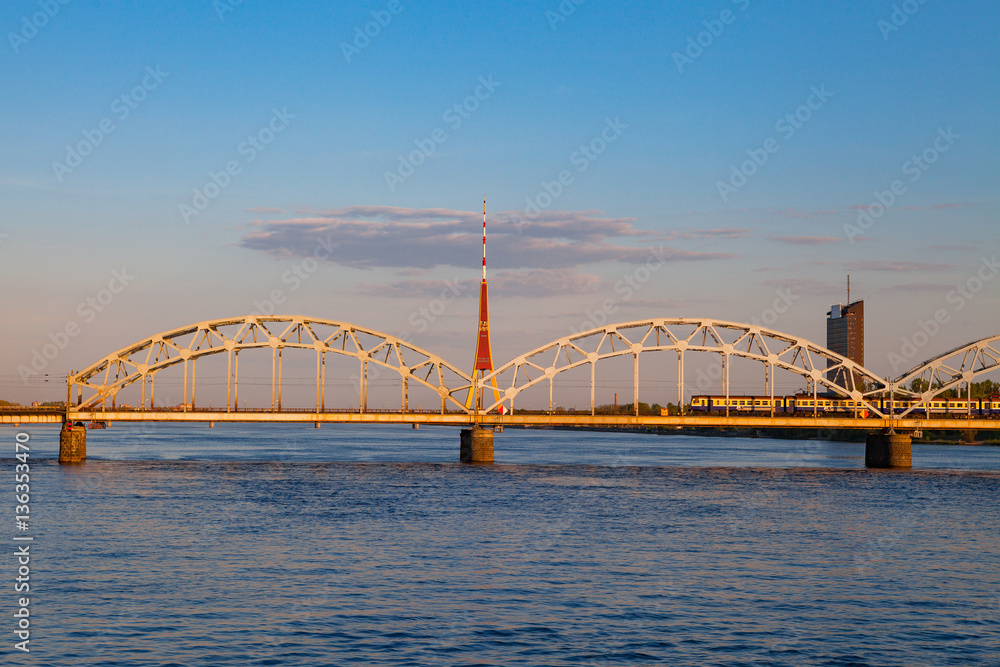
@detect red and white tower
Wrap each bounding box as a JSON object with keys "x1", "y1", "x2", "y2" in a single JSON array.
[{"x1": 467, "y1": 198, "x2": 501, "y2": 411}]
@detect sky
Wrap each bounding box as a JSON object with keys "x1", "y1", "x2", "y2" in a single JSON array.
[{"x1": 1, "y1": 0, "x2": 998, "y2": 406}]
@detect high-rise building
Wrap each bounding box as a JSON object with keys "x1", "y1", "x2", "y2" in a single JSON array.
[{"x1": 826, "y1": 299, "x2": 864, "y2": 388}]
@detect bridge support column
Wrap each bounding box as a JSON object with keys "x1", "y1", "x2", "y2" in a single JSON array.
[
  {"x1": 59, "y1": 423, "x2": 86, "y2": 464},
  {"x1": 865, "y1": 432, "x2": 912, "y2": 468},
  {"x1": 460, "y1": 426, "x2": 493, "y2": 464}
]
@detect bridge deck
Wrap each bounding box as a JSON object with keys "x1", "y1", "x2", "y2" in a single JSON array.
[{"x1": 2, "y1": 411, "x2": 997, "y2": 430}]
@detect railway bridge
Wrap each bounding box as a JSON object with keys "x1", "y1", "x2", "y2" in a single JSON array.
[{"x1": 4, "y1": 316, "x2": 997, "y2": 468}]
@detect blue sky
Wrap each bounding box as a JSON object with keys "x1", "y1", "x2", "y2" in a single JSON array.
[{"x1": 2, "y1": 0, "x2": 997, "y2": 404}]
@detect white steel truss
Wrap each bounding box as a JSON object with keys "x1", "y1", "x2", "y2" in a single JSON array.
[
  {"x1": 67, "y1": 315, "x2": 999, "y2": 421},
  {"x1": 887, "y1": 334, "x2": 1000, "y2": 417},
  {"x1": 479, "y1": 318, "x2": 892, "y2": 417},
  {"x1": 68, "y1": 315, "x2": 474, "y2": 414}
]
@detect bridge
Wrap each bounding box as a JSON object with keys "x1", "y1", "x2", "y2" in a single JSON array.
[{"x1": 4, "y1": 315, "x2": 998, "y2": 466}]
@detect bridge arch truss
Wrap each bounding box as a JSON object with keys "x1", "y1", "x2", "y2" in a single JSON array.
[
  {"x1": 69, "y1": 315, "x2": 475, "y2": 414},
  {"x1": 479, "y1": 318, "x2": 893, "y2": 417},
  {"x1": 887, "y1": 335, "x2": 1000, "y2": 417}
]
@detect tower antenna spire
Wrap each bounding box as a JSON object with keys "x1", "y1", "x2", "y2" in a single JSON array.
[
  {"x1": 467, "y1": 197, "x2": 502, "y2": 413},
  {"x1": 482, "y1": 196, "x2": 487, "y2": 281},
  {"x1": 847, "y1": 274, "x2": 851, "y2": 305}
]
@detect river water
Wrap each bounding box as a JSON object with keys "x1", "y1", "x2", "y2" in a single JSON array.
[{"x1": 7, "y1": 424, "x2": 1000, "y2": 666}]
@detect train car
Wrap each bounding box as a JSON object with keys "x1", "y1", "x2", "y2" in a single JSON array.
[
  {"x1": 791, "y1": 395, "x2": 842, "y2": 413},
  {"x1": 691, "y1": 396, "x2": 789, "y2": 413},
  {"x1": 688, "y1": 394, "x2": 1000, "y2": 417},
  {"x1": 866, "y1": 397, "x2": 999, "y2": 417},
  {"x1": 875, "y1": 398, "x2": 918, "y2": 415},
  {"x1": 790, "y1": 395, "x2": 875, "y2": 414},
  {"x1": 689, "y1": 396, "x2": 710, "y2": 412},
  {"x1": 989, "y1": 396, "x2": 1000, "y2": 416},
  {"x1": 881, "y1": 397, "x2": 985, "y2": 416},
  {"x1": 988, "y1": 396, "x2": 1000, "y2": 417}
]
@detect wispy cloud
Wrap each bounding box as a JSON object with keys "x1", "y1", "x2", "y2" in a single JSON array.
[
  {"x1": 738, "y1": 207, "x2": 838, "y2": 220},
  {"x1": 900, "y1": 202, "x2": 976, "y2": 211},
  {"x1": 246, "y1": 206, "x2": 284, "y2": 214},
  {"x1": 662, "y1": 227, "x2": 752, "y2": 241},
  {"x1": 761, "y1": 278, "x2": 842, "y2": 296},
  {"x1": 928, "y1": 244, "x2": 975, "y2": 251},
  {"x1": 769, "y1": 234, "x2": 842, "y2": 245},
  {"x1": 851, "y1": 201, "x2": 975, "y2": 212},
  {"x1": 680, "y1": 207, "x2": 836, "y2": 220},
  {"x1": 491, "y1": 269, "x2": 603, "y2": 297},
  {"x1": 843, "y1": 261, "x2": 953, "y2": 272},
  {"x1": 357, "y1": 278, "x2": 469, "y2": 299},
  {"x1": 240, "y1": 206, "x2": 736, "y2": 270},
  {"x1": 885, "y1": 283, "x2": 953, "y2": 292},
  {"x1": 0, "y1": 177, "x2": 43, "y2": 189},
  {"x1": 358, "y1": 269, "x2": 603, "y2": 299}
]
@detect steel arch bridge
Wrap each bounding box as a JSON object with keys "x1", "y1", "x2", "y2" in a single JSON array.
[
  {"x1": 59, "y1": 315, "x2": 1000, "y2": 424},
  {"x1": 68, "y1": 315, "x2": 474, "y2": 414}
]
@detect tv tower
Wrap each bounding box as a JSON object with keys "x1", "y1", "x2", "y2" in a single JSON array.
[{"x1": 467, "y1": 198, "x2": 502, "y2": 411}]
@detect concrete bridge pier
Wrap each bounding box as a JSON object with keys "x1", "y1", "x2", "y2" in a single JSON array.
[
  {"x1": 59, "y1": 422, "x2": 87, "y2": 464},
  {"x1": 865, "y1": 431, "x2": 912, "y2": 468},
  {"x1": 460, "y1": 426, "x2": 494, "y2": 463}
]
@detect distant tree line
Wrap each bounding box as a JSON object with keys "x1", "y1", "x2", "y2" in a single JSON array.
[
  {"x1": 513, "y1": 402, "x2": 681, "y2": 415},
  {"x1": 904, "y1": 379, "x2": 999, "y2": 398},
  {"x1": 0, "y1": 400, "x2": 66, "y2": 407}
]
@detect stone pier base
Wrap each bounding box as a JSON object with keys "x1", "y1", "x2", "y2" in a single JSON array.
[
  {"x1": 59, "y1": 423, "x2": 87, "y2": 464},
  {"x1": 865, "y1": 432, "x2": 912, "y2": 468},
  {"x1": 460, "y1": 427, "x2": 494, "y2": 464}
]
